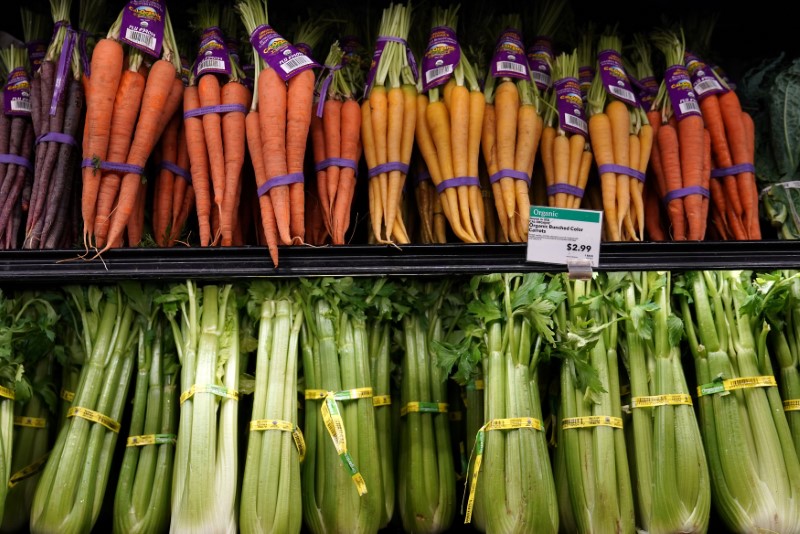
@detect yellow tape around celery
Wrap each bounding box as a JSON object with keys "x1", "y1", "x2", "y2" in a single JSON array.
[
  {"x1": 561, "y1": 416, "x2": 624, "y2": 430},
  {"x1": 696, "y1": 375, "x2": 776, "y2": 397},
  {"x1": 784, "y1": 399, "x2": 800, "y2": 412},
  {"x1": 14, "y1": 416, "x2": 47, "y2": 428},
  {"x1": 0, "y1": 385, "x2": 15, "y2": 400},
  {"x1": 60, "y1": 388, "x2": 75, "y2": 402},
  {"x1": 180, "y1": 384, "x2": 240, "y2": 404},
  {"x1": 305, "y1": 387, "x2": 373, "y2": 496},
  {"x1": 66, "y1": 406, "x2": 121, "y2": 433},
  {"x1": 126, "y1": 434, "x2": 177, "y2": 447},
  {"x1": 629, "y1": 394, "x2": 693, "y2": 409},
  {"x1": 463, "y1": 417, "x2": 543, "y2": 523},
  {"x1": 372, "y1": 394, "x2": 392, "y2": 407},
  {"x1": 250, "y1": 419, "x2": 307, "y2": 462},
  {"x1": 7, "y1": 453, "x2": 49, "y2": 488},
  {"x1": 400, "y1": 401, "x2": 448, "y2": 416}
]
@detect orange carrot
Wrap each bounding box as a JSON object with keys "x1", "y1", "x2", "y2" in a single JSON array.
[
  {"x1": 607, "y1": 99, "x2": 630, "y2": 237},
  {"x1": 259, "y1": 68, "x2": 292, "y2": 245},
  {"x1": 701, "y1": 126, "x2": 711, "y2": 239},
  {"x1": 718, "y1": 89, "x2": 756, "y2": 239},
  {"x1": 494, "y1": 80, "x2": 519, "y2": 220},
  {"x1": 552, "y1": 134, "x2": 570, "y2": 208},
  {"x1": 286, "y1": 69, "x2": 315, "y2": 243},
  {"x1": 155, "y1": 111, "x2": 180, "y2": 246},
  {"x1": 198, "y1": 74, "x2": 225, "y2": 218},
  {"x1": 184, "y1": 85, "x2": 213, "y2": 246},
  {"x1": 677, "y1": 113, "x2": 705, "y2": 240},
  {"x1": 741, "y1": 109, "x2": 760, "y2": 239},
  {"x1": 247, "y1": 109, "x2": 279, "y2": 265},
  {"x1": 323, "y1": 98, "x2": 342, "y2": 215},
  {"x1": 310, "y1": 110, "x2": 331, "y2": 234},
  {"x1": 219, "y1": 80, "x2": 250, "y2": 246},
  {"x1": 170, "y1": 121, "x2": 191, "y2": 245},
  {"x1": 481, "y1": 103, "x2": 509, "y2": 240},
  {"x1": 332, "y1": 98, "x2": 361, "y2": 245},
  {"x1": 657, "y1": 122, "x2": 687, "y2": 241},
  {"x1": 589, "y1": 112, "x2": 620, "y2": 241},
  {"x1": 384, "y1": 85, "x2": 406, "y2": 243}
]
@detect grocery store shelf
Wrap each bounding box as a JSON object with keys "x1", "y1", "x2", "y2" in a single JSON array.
[{"x1": 0, "y1": 241, "x2": 798, "y2": 283}]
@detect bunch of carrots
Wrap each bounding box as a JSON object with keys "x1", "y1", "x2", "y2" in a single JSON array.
[{"x1": 81, "y1": 2, "x2": 184, "y2": 254}]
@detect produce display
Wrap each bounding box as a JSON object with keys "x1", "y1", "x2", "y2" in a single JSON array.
[{"x1": 0, "y1": 0, "x2": 784, "y2": 265}]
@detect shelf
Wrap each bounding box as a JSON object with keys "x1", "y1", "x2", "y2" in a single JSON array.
[{"x1": 0, "y1": 241, "x2": 798, "y2": 283}]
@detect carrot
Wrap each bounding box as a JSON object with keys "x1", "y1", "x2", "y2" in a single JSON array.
[
  {"x1": 552, "y1": 134, "x2": 570, "y2": 208},
  {"x1": 322, "y1": 97, "x2": 342, "y2": 215},
  {"x1": 657, "y1": 122, "x2": 687, "y2": 241},
  {"x1": 170, "y1": 121, "x2": 191, "y2": 244},
  {"x1": 362, "y1": 98, "x2": 384, "y2": 242},
  {"x1": 259, "y1": 68, "x2": 292, "y2": 246},
  {"x1": 628, "y1": 133, "x2": 643, "y2": 240},
  {"x1": 644, "y1": 180, "x2": 666, "y2": 241},
  {"x1": 449, "y1": 84, "x2": 478, "y2": 241},
  {"x1": 155, "y1": 111, "x2": 180, "y2": 246},
  {"x1": 384, "y1": 85, "x2": 406, "y2": 243},
  {"x1": 247, "y1": 109, "x2": 279, "y2": 265},
  {"x1": 494, "y1": 80, "x2": 519, "y2": 220},
  {"x1": 646, "y1": 110, "x2": 666, "y2": 198},
  {"x1": 415, "y1": 92, "x2": 455, "y2": 226},
  {"x1": 197, "y1": 73, "x2": 225, "y2": 218},
  {"x1": 607, "y1": 99, "x2": 630, "y2": 237},
  {"x1": 677, "y1": 113, "x2": 705, "y2": 240},
  {"x1": 481, "y1": 103, "x2": 509, "y2": 240},
  {"x1": 184, "y1": 85, "x2": 213, "y2": 246},
  {"x1": 701, "y1": 126, "x2": 711, "y2": 239},
  {"x1": 468, "y1": 89, "x2": 486, "y2": 242},
  {"x1": 572, "y1": 148, "x2": 593, "y2": 210},
  {"x1": 540, "y1": 124, "x2": 556, "y2": 208},
  {"x1": 219, "y1": 80, "x2": 250, "y2": 246},
  {"x1": 332, "y1": 98, "x2": 361, "y2": 245},
  {"x1": 513, "y1": 103, "x2": 537, "y2": 237},
  {"x1": 718, "y1": 89, "x2": 757, "y2": 239},
  {"x1": 310, "y1": 110, "x2": 331, "y2": 234},
  {"x1": 589, "y1": 112, "x2": 620, "y2": 241},
  {"x1": 286, "y1": 69, "x2": 315, "y2": 243},
  {"x1": 741, "y1": 109, "x2": 761, "y2": 239},
  {"x1": 127, "y1": 178, "x2": 147, "y2": 247},
  {"x1": 368, "y1": 85, "x2": 389, "y2": 240},
  {"x1": 81, "y1": 38, "x2": 123, "y2": 248}
]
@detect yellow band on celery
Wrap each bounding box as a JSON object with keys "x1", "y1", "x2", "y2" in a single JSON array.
[
  {"x1": 696, "y1": 375, "x2": 776, "y2": 397},
  {"x1": 400, "y1": 401, "x2": 448, "y2": 416},
  {"x1": 60, "y1": 388, "x2": 75, "y2": 402},
  {"x1": 562, "y1": 416, "x2": 623, "y2": 430},
  {"x1": 180, "y1": 384, "x2": 240, "y2": 404},
  {"x1": 783, "y1": 399, "x2": 800, "y2": 412},
  {"x1": 0, "y1": 385, "x2": 15, "y2": 400},
  {"x1": 630, "y1": 394, "x2": 693, "y2": 409},
  {"x1": 250, "y1": 419, "x2": 306, "y2": 462},
  {"x1": 464, "y1": 417, "x2": 543, "y2": 523},
  {"x1": 7, "y1": 453, "x2": 49, "y2": 488},
  {"x1": 14, "y1": 416, "x2": 47, "y2": 428},
  {"x1": 372, "y1": 394, "x2": 392, "y2": 407},
  {"x1": 67, "y1": 406, "x2": 120, "y2": 433},
  {"x1": 306, "y1": 387, "x2": 373, "y2": 496},
  {"x1": 126, "y1": 434, "x2": 177, "y2": 447}
]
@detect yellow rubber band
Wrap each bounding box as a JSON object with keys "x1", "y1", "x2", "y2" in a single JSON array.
[
  {"x1": 126, "y1": 434, "x2": 177, "y2": 447},
  {"x1": 372, "y1": 394, "x2": 392, "y2": 407},
  {"x1": 60, "y1": 388, "x2": 75, "y2": 402},
  {"x1": 67, "y1": 406, "x2": 120, "y2": 433},
  {"x1": 305, "y1": 387, "x2": 373, "y2": 401},
  {"x1": 250, "y1": 419, "x2": 306, "y2": 462},
  {"x1": 562, "y1": 416, "x2": 623, "y2": 430},
  {"x1": 180, "y1": 384, "x2": 240, "y2": 404},
  {"x1": 0, "y1": 385, "x2": 15, "y2": 400},
  {"x1": 463, "y1": 416, "x2": 542, "y2": 523},
  {"x1": 783, "y1": 399, "x2": 800, "y2": 412},
  {"x1": 630, "y1": 394, "x2": 693, "y2": 409},
  {"x1": 696, "y1": 375, "x2": 777, "y2": 397},
  {"x1": 400, "y1": 401, "x2": 448, "y2": 416},
  {"x1": 14, "y1": 416, "x2": 47, "y2": 428},
  {"x1": 7, "y1": 453, "x2": 49, "y2": 488}
]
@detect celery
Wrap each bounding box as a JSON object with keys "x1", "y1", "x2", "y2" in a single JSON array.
[
  {"x1": 239, "y1": 281, "x2": 304, "y2": 534},
  {"x1": 113, "y1": 285, "x2": 180, "y2": 534},
  {"x1": 168, "y1": 282, "x2": 241, "y2": 534},
  {"x1": 676, "y1": 270, "x2": 800, "y2": 532},
  {"x1": 31, "y1": 284, "x2": 141, "y2": 533}
]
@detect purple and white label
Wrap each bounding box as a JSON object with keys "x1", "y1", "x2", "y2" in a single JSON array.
[
  {"x1": 578, "y1": 65, "x2": 594, "y2": 100},
  {"x1": 120, "y1": 0, "x2": 165, "y2": 58},
  {"x1": 421, "y1": 26, "x2": 460, "y2": 91},
  {"x1": 194, "y1": 26, "x2": 231, "y2": 78},
  {"x1": 526, "y1": 36, "x2": 553, "y2": 91},
  {"x1": 250, "y1": 25, "x2": 319, "y2": 82},
  {"x1": 490, "y1": 28, "x2": 528, "y2": 80},
  {"x1": 180, "y1": 56, "x2": 191, "y2": 85},
  {"x1": 631, "y1": 75, "x2": 659, "y2": 112},
  {"x1": 665, "y1": 64, "x2": 701, "y2": 121},
  {"x1": 598, "y1": 49, "x2": 637, "y2": 106},
  {"x1": 555, "y1": 76, "x2": 587, "y2": 136},
  {"x1": 26, "y1": 40, "x2": 47, "y2": 73},
  {"x1": 3, "y1": 68, "x2": 32, "y2": 116},
  {"x1": 684, "y1": 51, "x2": 725, "y2": 100}
]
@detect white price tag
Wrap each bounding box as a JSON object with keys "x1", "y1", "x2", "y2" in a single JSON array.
[{"x1": 526, "y1": 206, "x2": 602, "y2": 267}]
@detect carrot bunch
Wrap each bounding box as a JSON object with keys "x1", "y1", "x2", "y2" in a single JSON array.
[
  {"x1": 648, "y1": 28, "x2": 710, "y2": 242},
  {"x1": 81, "y1": 3, "x2": 183, "y2": 254},
  {"x1": 414, "y1": 5, "x2": 486, "y2": 244},
  {"x1": 311, "y1": 41, "x2": 363, "y2": 246},
  {"x1": 481, "y1": 15, "x2": 543, "y2": 243},
  {"x1": 586, "y1": 30, "x2": 650, "y2": 242},
  {"x1": 362, "y1": 1, "x2": 416, "y2": 245},
  {"x1": 542, "y1": 51, "x2": 592, "y2": 211}
]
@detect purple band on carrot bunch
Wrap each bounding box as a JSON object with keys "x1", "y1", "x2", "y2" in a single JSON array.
[
  {"x1": 489, "y1": 169, "x2": 530, "y2": 185},
  {"x1": 257, "y1": 173, "x2": 304, "y2": 197},
  {"x1": 368, "y1": 161, "x2": 409, "y2": 178},
  {"x1": 160, "y1": 161, "x2": 192, "y2": 183},
  {"x1": 315, "y1": 157, "x2": 358, "y2": 173},
  {"x1": 663, "y1": 186, "x2": 710, "y2": 204},
  {"x1": 315, "y1": 63, "x2": 342, "y2": 117},
  {"x1": 81, "y1": 158, "x2": 144, "y2": 175},
  {"x1": 710, "y1": 162, "x2": 755, "y2": 178},
  {"x1": 597, "y1": 163, "x2": 646, "y2": 182},
  {"x1": 183, "y1": 103, "x2": 248, "y2": 119},
  {"x1": 0, "y1": 154, "x2": 33, "y2": 172},
  {"x1": 546, "y1": 184, "x2": 585, "y2": 198},
  {"x1": 436, "y1": 176, "x2": 480, "y2": 194},
  {"x1": 35, "y1": 132, "x2": 78, "y2": 147}
]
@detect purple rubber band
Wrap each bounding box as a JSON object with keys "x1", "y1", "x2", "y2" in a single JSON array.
[
  {"x1": 376, "y1": 36, "x2": 418, "y2": 82},
  {"x1": 436, "y1": 176, "x2": 480, "y2": 194},
  {"x1": 378, "y1": 36, "x2": 408, "y2": 45},
  {"x1": 183, "y1": 103, "x2": 248, "y2": 120},
  {"x1": 417, "y1": 168, "x2": 431, "y2": 184},
  {"x1": 81, "y1": 158, "x2": 145, "y2": 175},
  {"x1": 0, "y1": 154, "x2": 33, "y2": 172},
  {"x1": 489, "y1": 169, "x2": 530, "y2": 185},
  {"x1": 51, "y1": 23, "x2": 77, "y2": 116},
  {"x1": 598, "y1": 163, "x2": 646, "y2": 182},
  {"x1": 710, "y1": 162, "x2": 755, "y2": 178},
  {"x1": 160, "y1": 160, "x2": 192, "y2": 183},
  {"x1": 315, "y1": 157, "x2": 358, "y2": 172},
  {"x1": 78, "y1": 30, "x2": 91, "y2": 78},
  {"x1": 35, "y1": 132, "x2": 78, "y2": 147},
  {"x1": 315, "y1": 63, "x2": 343, "y2": 117},
  {"x1": 368, "y1": 161, "x2": 409, "y2": 178},
  {"x1": 663, "y1": 186, "x2": 710, "y2": 204},
  {"x1": 546, "y1": 184, "x2": 585, "y2": 198},
  {"x1": 257, "y1": 173, "x2": 305, "y2": 197}
]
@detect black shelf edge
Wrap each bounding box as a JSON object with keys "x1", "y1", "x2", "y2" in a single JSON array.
[{"x1": 0, "y1": 241, "x2": 798, "y2": 283}]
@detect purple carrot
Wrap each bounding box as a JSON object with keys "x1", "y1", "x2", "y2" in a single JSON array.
[
  {"x1": 30, "y1": 76, "x2": 42, "y2": 138},
  {"x1": 7, "y1": 197, "x2": 22, "y2": 249},
  {"x1": 33, "y1": 60, "x2": 55, "y2": 183},
  {"x1": 42, "y1": 151, "x2": 75, "y2": 249},
  {"x1": 0, "y1": 122, "x2": 33, "y2": 236},
  {"x1": 0, "y1": 116, "x2": 28, "y2": 211},
  {"x1": 0, "y1": 105, "x2": 10, "y2": 189}
]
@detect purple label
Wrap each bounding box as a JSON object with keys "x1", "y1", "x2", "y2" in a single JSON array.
[
  {"x1": 341, "y1": 35, "x2": 363, "y2": 67},
  {"x1": 194, "y1": 26, "x2": 231, "y2": 78},
  {"x1": 665, "y1": 64, "x2": 701, "y2": 121},
  {"x1": 630, "y1": 75, "x2": 659, "y2": 112},
  {"x1": 598, "y1": 49, "x2": 637, "y2": 106},
  {"x1": 684, "y1": 51, "x2": 725, "y2": 100},
  {"x1": 555, "y1": 76, "x2": 588, "y2": 136},
  {"x1": 364, "y1": 41, "x2": 386, "y2": 96},
  {"x1": 526, "y1": 36, "x2": 553, "y2": 91},
  {"x1": 421, "y1": 26, "x2": 460, "y2": 92},
  {"x1": 295, "y1": 42, "x2": 314, "y2": 61},
  {"x1": 120, "y1": 0, "x2": 165, "y2": 58},
  {"x1": 180, "y1": 57, "x2": 191, "y2": 85},
  {"x1": 242, "y1": 64, "x2": 255, "y2": 90},
  {"x1": 491, "y1": 28, "x2": 528, "y2": 79},
  {"x1": 3, "y1": 68, "x2": 32, "y2": 116},
  {"x1": 249, "y1": 25, "x2": 319, "y2": 82},
  {"x1": 225, "y1": 37, "x2": 241, "y2": 66},
  {"x1": 578, "y1": 65, "x2": 594, "y2": 100},
  {"x1": 26, "y1": 40, "x2": 47, "y2": 73}
]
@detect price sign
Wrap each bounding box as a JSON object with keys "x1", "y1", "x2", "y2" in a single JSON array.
[{"x1": 526, "y1": 206, "x2": 602, "y2": 268}]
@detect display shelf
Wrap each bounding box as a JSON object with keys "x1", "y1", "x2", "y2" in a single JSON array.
[{"x1": 0, "y1": 241, "x2": 797, "y2": 283}]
